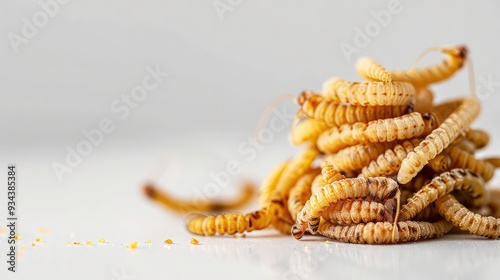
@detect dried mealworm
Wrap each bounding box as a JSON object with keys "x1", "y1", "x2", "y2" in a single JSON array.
[
  {"x1": 327, "y1": 142, "x2": 394, "y2": 173},
  {"x1": 322, "y1": 199, "x2": 394, "y2": 225},
  {"x1": 389, "y1": 45, "x2": 467, "y2": 88},
  {"x1": 322, "y1": 77, "x2": 416, "y2": 106},
  {"x1": 258, "y1": 160, "x2": 288, "y2": 206},
  {"x1": 143, "y1": 182, "x2": 255, "y2": 213},
  {"x1": 187, "y1": 209, "x2": 271, "y2": 236},
  {"x1": 465, "y1": 129, "x2": 490, "y2": 149},
  {"x1": 311, "y1": 174, "x2": 327, "y2": 195},
  {"x1": 360, "y1": 138, "x2": 422, "y2": 177},
  {"x1": 398, "y1": 169, "x2": 486, "y2": 221},
  {"x1": 414, "y1": 88, "x2": 434, "y2": 114},
  {"x1": 400, "y1": 169, "x2": 435, "y2": 192},
  {"x1": 291, "y1": 118, "x2": 329, "y2": 146},
  {"x1": 397, "y1": 97, "x2": 481, "y2": 184},
  {"x1": 292, "y1": 177, "x2": 400, "y2": 239},
  {"x1": 485, "y1": 157, "x2": 500, "y2": 168},
  {"x1": 288, "y1": 169, "x2": 321, "y2": 220},
  {"x1": 448, "y1": 146, "x2": 495, "y2": 181},
  {"x1": 436, "y1": 194, "x2": 500, "y2": 239},
  {"x1": 317, "y1": 220, "x2": 453, "y2": 244},
  {"x1": 298, "y1": 92, "x2": 408, "y2": 127},
  {"x1": 317, "y1": 112, "x2": 426, "y2": 154},
  {"x1": 321, "y1": 161, "x2": 346, "y2": 184},
  {"x1": 427, "y1": 154, "x2": 451, "y2": 173},
  {"x1": 355, "y1": 56, "x2": 392, "y2": 82}
]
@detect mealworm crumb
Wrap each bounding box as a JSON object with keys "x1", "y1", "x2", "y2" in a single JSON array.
[
  {"x1": 14, "y1": 234, "x2": 21, "y2": 240},
  {"x1": 86, "y1": 241, "x2": 93, "y2": 246},
  {"x1": 127, "y1": 241, "x2": 138, "y2": 249},
  {"x1": 146, "y1": 240, "x2": 152, "y2": 244},
  {"x1": 35, "y1": 237, "x2": 41, "y2": 242},
  {"x1": 190, "y1": 238, "x2": 199, "y2": 245},
  {"x1": 98, "y1": 238, "x2": 106, "y2": 244},
  {"x1": 32, "y1": 243, "x2": 36, "y2": 247},
  {"x1": 325, "y1": 241, "x2": 329, "y2": 244},
  {"x1": 164, "y1": 239, "x2": 173, "y2": 245},
  {"x1": 73, "y1": 241, "x2": 80, "y2": 245},
  {"x1": 0, "y1": 227, "x2": 5, "y2": 233}
]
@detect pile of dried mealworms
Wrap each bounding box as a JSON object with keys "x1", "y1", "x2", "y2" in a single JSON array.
[{"x1": 145, "y1": 45, "x2": 500, "y2": 244}]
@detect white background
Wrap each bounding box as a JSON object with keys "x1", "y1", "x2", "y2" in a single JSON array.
[{"x1": 1, "y1": 1, "x2": 500, "y2": 279}]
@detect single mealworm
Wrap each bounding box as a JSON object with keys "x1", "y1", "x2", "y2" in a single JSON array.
[
  {"x1": 427, "y1": 154, "x2": 451, "y2": 173},
  {"x1": 448, "y1": 146, "x2": 495, "y2": 181},
  {"x1": 322, "y1": 199, "x2": 394, "y2": 225},
  {"x1": 288, "y1": 169, "x2": 320, "y2": 220},
  {"x1": 311, "y1": 174, "x2": 327, "y2": 195},
  {"x1": 291, "y1": 118, "x2": 329, "y2": 146},
  {"x1": 292, "y1": 177, "x2": 400, "y2": 239},
  {"x1": 317, "y1": 220, "x2": 453, "y2": 244},
  {"x1": 398, "y1": 169, "x2": 486, "y2": 221},
  {"x1": 326, "y1": 142, "x2": 394, "y2": 172},
  {"x1": 258, "y1": 160, "x2": 288, "y2": 206},
  {"x1": 297, "y1": 91, "x2": 408, "y2": 127},
  {"x1": 360, "y1": 138, "x2": 422, "y2": 177},
  {"x1": 322, "y1": 77, "x2": 416, "y2": 106},
  {"x1": 389, "y1": 45, "x2": 467, "y2": 88},
  {"x1": 316, "y1": 112, "x2": 427, "y2": 154},
  {"x1": 321, "y1": 161, "x2": 346, "y2": 184},
  {"x1": 436, "y1": 194, "x2": 500, "y2": 239},
  {"x1": 355, "y1": 56, "x2": 392, "y2": 83},
  {"x1": 397, "y1": 97, "x2": 481, "y2": 184},
  {"x1": 414, "y1": 87, "x2": 434, "y2": 114},
  {"x1": 465, "y1": 129, "x2": 490, "y2": 149}
]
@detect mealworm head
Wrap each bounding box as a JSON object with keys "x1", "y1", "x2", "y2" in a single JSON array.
[
  {"x1": 291, "y1": 224, "x2": 305, "y2": 240},
  {"x1": 297, "y1": 90, "x2": 314, "y2": 106},
  {"x1": 422, "y1": 112, "x2": 440, "y2": 135}
]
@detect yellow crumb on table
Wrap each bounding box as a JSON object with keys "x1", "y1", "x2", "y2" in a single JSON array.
[
  {"x1": 73, "y1": 241, "x2": 80, "y2": 245},
  {"x1": 14, "y1": 234, "x2": 21, "y2": 240},
  {"x1": 145, "y1": 240, "x2": 152, "y2": 244},
  {"x1": 98, "y1": 238, "x2": 106, "y2": 244},
  {"x1": 127, "y1": 241, "x2": 138, "y2": 249},
  {"x1": 190, "y1": 238, "x2": 199, "y2": 245},
  {"x1": 86, "y1": 241, "x2": 93, "y2": 246},
  {"x1": 164, "y1": 239, "x2": 173, "y2": 245},
  {"x1": 20, "y1": 246, "x2": 26, "y2": 250},
  {"x1": 32, "y1": 243, "x2": 36, "y2": 247},
  {"x1": 35, "y1": 237, "x2": 41, "y2": 242}
]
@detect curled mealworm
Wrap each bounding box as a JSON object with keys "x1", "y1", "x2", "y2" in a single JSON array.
[
  {"x1": 292, "y1": 177, "x2": 400, "y2": 239},
  {"x1": 288, "y1": 169, "x2": 321, "y2": 220},
  {"x1": 290, "y1": 118, "x2": 329, "y2": 146},
  {"x1": 465, "y1": 129, "x2": 490, "y2": 149},
  {"x1": 316, "y1": 112, "x2": 427, "y2": 154},
  {"x1": 322, "y1": 77, "x2": 416, "y2": 106},
  {"x1": 436, "y1": 194, "x2": 500, "y2": 239},
  {"x1": 297, "y1": 91, "x2": 408, "y2": 127},
  {"x1": 397, "y1": 97, "x2": 481, "y2": 184},
  {"x1": 427, "y1": 154, "x2": 451, "y2": 173},
  {"x1": 360, "y1": 138, "x2": 422, "y2": 178},
  {"x1": 311, "y1": 174, "x2": 327, "y2": 195},
  {"x1": 258, "y1": 160, "x2": 288, "y2": 206},
  {"x1": 321, "y1": 161, "x2": 346, "y2": 184},
  {"x1": 355, "y1": 56, "x2": 392, "y2": 83},
  {"x1": 326, "y1": 142, "x2": 394, "y2": 173},
  {"x1": 448, "y1": 146, "x2": 495, "y2": 181},
  {"x1": 398, "y1": 169, "x2": 486, "y2": 221},
  {"x1": 317, "y1": 220, "x2": 453, "y2": 244},
  {"x1": 389, "y1": 45, "x2": 467, "y2": 88}
]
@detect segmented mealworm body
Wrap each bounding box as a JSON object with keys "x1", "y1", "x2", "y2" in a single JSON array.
[
  {"x1": 360, "y1": 139, "x2": 422, "y2": 177},
  {"x1": 327, "y1": 142, "x2": 394, "y2": 173},
  {"x1": 400, "y1": 169, "x2": 435, "y2": 192},
  {"x1": 311, "y1": 174, "x2": 327, "y2": 195},
  {"x1": 356, "y1": 57, "x2": 392, "y2": 82},
  {"x1": 322, "y1": 78, "x2": 416, "y2": 106},
  {"x1": 292, "y1": 177, "x2": 400, "y2": 239},
  {"x1": 298, "y1": 92, "x2": 408, "y2": 127},
  {"x1": 321, "y1": 161, "x2": 345, "y2": 184},
  {"x1": 436, "y1": 194, "x2": 500, "y2": 239},
  {"x1": 414, "y1": 88, "x2": 434, "y2": 114},
  {"x1": 397, "y1": 97, "x2": 481, "y2": 184},
  {"x1": 389, "y1": 45, "x2": 467, "y2": 88},
  {"x1": 428, "y1": 154, "x2": 451, "y2": 173},
  {"x1": 322, "y1": 199, "x2": 391, "y2": 225},
  {"x1": 465, "y1": 129, "x2": 490, "y2": 149},
  {"x1": 288, "y1": 169, "x2": 320, "y2": 220},
  {"x1": 448, "y1": 146, "x2": 495, "y2": 181},
  {"x1": 318, "y1": 220, "x2": 452, "y2": 244},
  {"x1": 317, "y1": 112, "x2": 426, "y2": 154},
  {"x1": 258, "y1": 160, "x2": 288, "y2": 206},
  {"x1": 398, "y1": 169, "x2": 486, "y2": 221},
  {"x1": 291, "y1": 118, "x2": 329, "y2": 146},
  {"x1": 187, "y1": 210, "x2": 270, "y2": 236}
]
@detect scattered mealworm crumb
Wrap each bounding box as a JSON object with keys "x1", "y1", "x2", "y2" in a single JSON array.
[
  {"x1": 73, "y1": 241, "x2": 80, "y2": 245},
  {"x1": 98, "y1": 238, "x2": 106, "y2": 244},
  {"x1": 20, "y1": 246, "x2": 26, "y2": 250},
  {"x1": 14, "y1": 234, "x2": 21, "y2": 240},
  {"x1": 67, "y1": 242, "x2": 70, "y2": 245},
  {"x1": 86, "y1": 241, "x2": 93, "y2": 245},
  {"x1": 164, "y1": 239, "x2": 173, "y2": 245},
  {"x1": 325, "y1": 241, "x2": 329, "y2": 244},
  {"x1": 127, "y1": 241, "x2": 138, "y2": 249},
  {"x1": 32, "y1": 243, "x2": 36, "y2": 247},
  {"x1": 0, "y1": 227, "x2": 5, "y2": 233},
  {"x1": 190, "y1": 238, "x2": 199, "y2": 245},
  {"x1": 35, "y1": 237, "x2": 41, "y2": 242},
  {"x1": 145, "y1": 240, "x2": 152, "y2": 244}
]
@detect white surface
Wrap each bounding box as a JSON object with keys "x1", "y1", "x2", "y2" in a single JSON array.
[{"x1": 2, "y1": 1, "x2": 500, "y2": 280}]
